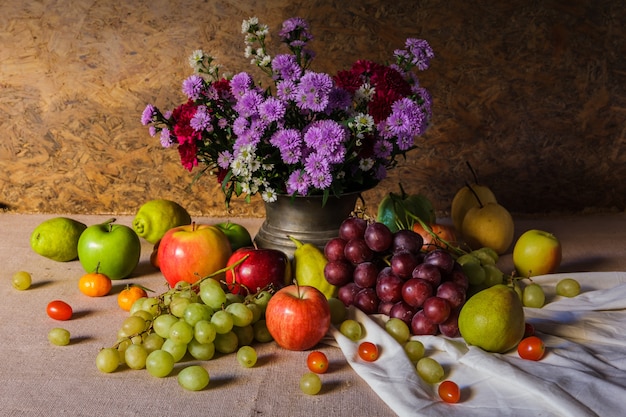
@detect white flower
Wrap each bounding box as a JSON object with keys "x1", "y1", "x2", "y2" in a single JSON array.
[
  {"x1": 359, "y1": 157, "x2": 374, "y2": 171},
  {"x1": 262, "y1": 188, "x2": 278, "y2": 203},
  {"x1": 242, "y1": 17, "x2": 258, "y2": 33},
  {"x1": 354, "y1": 113, "x2": 375, "y2": 132},
  {"x1": 355, "y1": 83, "x2": 375, "y2": 103},
  {"x1": 188, "y1": 50, "x2": 204, "y2": 69}
]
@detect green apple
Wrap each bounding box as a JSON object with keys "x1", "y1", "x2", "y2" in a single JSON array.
[
  {"x1": 451, "y1": 184, "x2": 497, "y2": 233},
  {"x1": 513, "y1": 229, "x2": 562, "y2": 277},
  {"x1": 461, "y1": 202, "x2": 514, "y2": 255},
  {"x1": 215, "y1": 221, "x2": 253, "y2": 252},
  {"x1": 77, "y1": 219, "x2": 141, "y2": 279}
]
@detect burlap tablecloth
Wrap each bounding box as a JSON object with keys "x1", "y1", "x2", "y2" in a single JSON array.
[{"x1": 2, "y1": 212, "x2": 625, "y2": 416}]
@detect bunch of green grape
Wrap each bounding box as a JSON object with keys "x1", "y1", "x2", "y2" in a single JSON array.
[
  {"x1": 96, "y1": 276, "x2": 275, "y2": 389},
  {"x1": 455, "y1": 247, "x2": 506, "y2": 294}
]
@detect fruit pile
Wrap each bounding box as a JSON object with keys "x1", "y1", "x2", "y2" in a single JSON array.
[{"x1": 323, "y1": 216, "x2": 500, "y2": 337}]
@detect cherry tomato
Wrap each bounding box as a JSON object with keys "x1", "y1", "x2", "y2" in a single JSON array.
[
  {"x1": 78, "y1": 272, "x2": 112, "y2": 297},
  {"x1": 517, "y1": 336, "x2": 546, "y2": 361},
  {"x1": 306, "y1": 351, "x2": 329, "y2": 374},
  {"x1": 117, "y1": 285, "x2": 148, "y2": 311},
  {"x1": 47, "y1": 300, "x2": 73, "y2": 321},
  {"x1": 358, "y1": 341, "x2": 379, "y2": 362},
  {"x1": 438, "y1": 380, "x2": 461, "y2": 403},
  {"x1": 524, "y1": 322, "x2": 535, "y2": 338}
]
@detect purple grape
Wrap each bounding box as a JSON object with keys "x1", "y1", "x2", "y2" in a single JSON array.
[
  {"x1": 324, "y1": 260, "x2": 354, "y2": 286},
  {"x1": 401, "y1": 278, "x2": 433, "y2": 308},
  {"x1": 378, "y1": 300, "x2": 395, "y2": 316},
  {"x1": 390, "y1": 251, "x2": 420, "y2": 280},
  {"x1": 339, "y1": 217, "x2": 367, "y2": 241},
  {"x1": 324, "y1": 237, "x2": 347, "y2": 262},
  {"x1": 436, "y1": 281, "x2": 466, "y2": 310},
  {"x1": 389, "y1": 301, "x2": 416, "y2": 325},
  {"x1": 344, "y1": 238, "x2": 373, "y2": 264},
  {"x1": 391, "y1": 229, "x2": 424, "y2": 255},
  {"x1": 338, "y1": 282, "x2": 360, "y2": 307},
  {"x1": 375, "y1": 267, "x2": 404, "y2": 303},
  {"x1": 364, "y1": 222, "x2": 393, "y2": 252},
  {"x1": 423, "y1": 249, "x2": 455, "y2": 275},
  {"x1": 411, "y1": 310, "x2": 438, "y2": 336},
  {"x1": 449, "y1": 263, "x2": 470, "y2": 290},
  {"x1": 411, "y1": 263, "x2": 442, "y2": 288},
  {"x1": 438, "y1": 308, "x2": 460, "y2": 338},
  {"x1": 353, "y1": 288, "x2": 379, "y2": 315},
  {"x1": 353, "y1": 261, "x2": 379, "y2": 289},
  {"x1": 422, "y1": 296, "x2": 451, "y2": 324}
]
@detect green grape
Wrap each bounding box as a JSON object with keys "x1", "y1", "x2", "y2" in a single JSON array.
[
  {"x1": 178, "y1": 365, "x2": 209, "y2": 391},
  {"x1": 132, "y1": 309, "x2": 154, "y2": 322},
  {"x1": 214, "y1": 331, "x2": 239, "y2": 354},
  {"x1": 482, "y1": 264, "x2": 504, "y2": 287},
  {"x1": 143, "y1": 333, "x2": 165, "y2": 353},
  {"x1": 183, "y1": 302, "x2": 213, "y2": 326},
  {"x1": 236, "y1": 346, "x2": 258, "y2": 368},
  {"x1": 169, "y1": 320, "x2": 194, "y2": 345},
  {"x1": 339, "y1": 319, "x2": 363, "y2": 342},
  {"x1": 225, "y1": 292, "x2": 243, "y2": 306},
  {"x1": 169, "y1": 296, "x2": 192, "y2": 318},
  {"x1": 470, "y1": 247, "x2": 499, "y2": 264},
  {"x1": 121, "y1": 316, "x2": 148, "y2": 336},
  {"x1": 187, "y1": 339, "x2": 215, "y2": 361},
  {"x1": 385, "y1": 318, "x2": 410, "y2": 344},
  {"x1": 522, "y1": 283, "x2": 546, "y2": 308},
  {"x1": 174, "y1": 281, "x2": 198, "y2": 302},
  {"x1": 416, "y1": 357, "x2": 444, "y2": 383},
  {"x1": 194, "y1": 320, "x2": 217, "y2": 344},
  {"x1": 141, "y1": 297, "x2": 160, "y2": 317},
  {"x1": 48, "y1": 327, "x2": 70, "y2": 346},
  {"x1": 199, "y1": 279, "x2": 227, "y2": 310},
  {"x1": 12, "y1": 271, "x2": 32, "y2": 290},
  {"x1": 404, "y1": 340, "x2": 425, "y2": 363},
  {"x1": 211, "y1": 310, "x2": 234, "y2": 334},
  {"x1": 246, "y1": 303, "x2": 263, "y2": 324},
  {"x1": 145, "y1": 349, "x2": 175, "y2": 377},
  {"x1": 556, "y1": 278, "x2": 581, "y2": 297},
  {"x1": 328, "y1": 297, "x2": 347, "y2": 325},
  {"x1": 251, "y1": 290, "x2": 272, "y2": 313},
  {"x1": 124, "y1": 344, "x2": 148, "y2": 370},
  {"x1": 161, "y1": 338, "x2": 188, "y2": 362},
  {"x1": 299, "y1": 372, "x2": 322, "y2": 395},
  {"x1": 129, "y1": 297, "x2": 147, "y2": 316},
  {"x1": 153, "y1": 314, "x2": 179, "y2": 339},
  {"x1": 459, "y1": 258, "x2": 486, "y2": 286},
  {"x1": 253, "y1": 320, "x2": 273, "y2": 343},
  {"x1": 232, "y1": 324, "x2": 255, "y2": 347},
  {"x1": 225, "y1": 302, "x2": 254, "y2": 327},
  {"x1": 96, "y1": 347, "x2": 120, "y2": 373}
]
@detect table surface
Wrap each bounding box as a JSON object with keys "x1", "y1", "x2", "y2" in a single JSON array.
[{"x1": 2, "y1": 212, "x2": 626, "y2": 417}]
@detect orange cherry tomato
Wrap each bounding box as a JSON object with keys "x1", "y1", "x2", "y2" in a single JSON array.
[
  {"x1": 438, "y1": 380, "x2": 461, "y2": 403},
  {"x1": 78, "y1": 272, "x2": 112, "y2": 297},
  {"x1": 117, "y1": 285, "x2": 148, "y2": 311},
  {"x1": 412, "y1": 222, "x2": 456, "y2": 252},
  {"x1": 307, "y1": 351, "x2": 329, "y2": 374},
  {"x1": 47, "y1": 300, "x2": 73, "y2": 321},
  {"x1": 358, "y1": 341, "x2": 379, "y2": 362},
  {"x1": 517, "y1": 336, "x2": 546, "y2": 361}
]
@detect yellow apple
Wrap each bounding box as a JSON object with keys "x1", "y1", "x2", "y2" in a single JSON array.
[
  {"x1": 461, "y1": 202, "x2": 514, "y2": 255},
  {"x1": 451, "y1": 184, "x2": 497, "y2": 233},
  {"x1": 512, "y1": 229, "x2": 562, "y2": 277}
]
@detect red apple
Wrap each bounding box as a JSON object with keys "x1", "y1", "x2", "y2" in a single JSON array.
[
  {"x1": 265, "y1": 284, "x2": 331, "y2": 351},
  {"x1": 512, "y1": 229, "x2": 562, "y2": 277},
  {"x1": 157, "y1": 223, "x2": 232, "y2": 287},
  {"x1": 224, "y1": 247, "x2": 291, "y2": 296}
]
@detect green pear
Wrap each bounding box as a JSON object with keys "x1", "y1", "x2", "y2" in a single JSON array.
[
  {"x1": 30, "y1": 217, "x2": 87, "y2": 262},
  {"x1": 132, "y1": 199, "x2": 191, "y2": 244},
  {"x1": 458, "y1": 284, "x2": 525, "y2": 353}
]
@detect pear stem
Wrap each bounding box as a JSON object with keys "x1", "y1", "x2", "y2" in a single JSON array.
[
  {"x1": 464, "y1": 181, "x2": 484, "y2": 208},
  {"x1": 466, "y1": 161, "x2": 480, "y2": 184}
]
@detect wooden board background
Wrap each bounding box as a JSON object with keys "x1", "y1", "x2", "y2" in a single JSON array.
[{"x1": 1, "y1": 0, "x2": 625, "y2": 217}]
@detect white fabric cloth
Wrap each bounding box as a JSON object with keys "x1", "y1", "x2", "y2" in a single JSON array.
[{"x1": 328, "y1": 272, "x2": 626, "y2": 417}]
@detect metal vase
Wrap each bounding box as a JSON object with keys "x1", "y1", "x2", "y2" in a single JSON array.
[{"x1": 254, "y1": 191, "x2": 364, "y2": 258}]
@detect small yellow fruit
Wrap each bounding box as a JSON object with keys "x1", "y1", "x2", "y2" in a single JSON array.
[
  {"x1": 132, "y1": 199, "x2": 191, "y2": 244},
  {"x1": 30, "y1": 217, "x2": 87, "y2": 262},
  {"x1": 461, "y1": 202, "x2": 514, "y2": 255},
  {"x1": 451, "y1": 184, "x2": 497, "y2": 232}
]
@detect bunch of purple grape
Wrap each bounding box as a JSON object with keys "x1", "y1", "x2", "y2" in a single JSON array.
[{"x1": 324, "y1": 217, "x2": 470, "y2": 337}]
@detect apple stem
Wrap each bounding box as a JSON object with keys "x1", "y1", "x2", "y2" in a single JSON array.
[
  {"x1": 103, "y1": 218, "x2": 117, "y2": 232},
  {"x1": 464, "y1": 181, "x2": 484, "y2": 208}
]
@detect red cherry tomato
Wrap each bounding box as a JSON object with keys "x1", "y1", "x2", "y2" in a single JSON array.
[
  {"x1": 517, "y1": 336, "x2": 546, "y2": 361},
  {"x1": 438, "y1": 380, "x2": 461, "y2": 403},
  {"x1": 358, "y1": 341, "x2": 379, "y2": 362},
  {"x1": 46, "y1": 300, "x2": 73, "y2": 321},
  {"x1": 306, "y1": 351, "x2": 329, "y2": 374}
]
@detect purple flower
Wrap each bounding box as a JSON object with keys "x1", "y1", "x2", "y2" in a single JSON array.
[
  {"x1": 141, "y1": 104, "x2": 155, "y2": 125},
  {"x1": 258, "y1": 97, "x2": 287, "y2": 123},
  {"x1": 374, "y1": 139, "x2": 393, "y2": 159},
  {"x1": 303, "y1": 120, "x2": 346, "y2": 161},
  {"x1": 295, "y1": 71, "x2": 333, "y2": 112},
  {"x1": 182, "y1": 75, "x2": 203, "y2": 100},
  {"x1": 190, "y1": 106, "x2": 213, "y2": 132},
  {"x1": 234, "y1": 89, "x2": 263, "y2": 117},
  {"x1": 326, "y1": 87, "x2": 352, "y2": 113},
  {"x1": 276, "y1": 80, "x2": 297, "y2": 101},
  {"x1": 304, "y1": 152, "x2": 332, "y2": 189},
  {"x1": 286, "y1": 170, "x2": 310, "y2": 195},
  {"x1": 271, "y1": 54, "x2": 301, "y2": 81},
  {"x1": 279, "y1": 17, "x2": 313, "y2": 45},
  {"x1": 160, "y1": 128, "x2": 172, "y2": 147},
  {"x1": 217, "y1": 150, "x2": 232, "y2": 169},
  {"x1": 405, "y1": 38, "x2": 434, "y2": 71},
  {"x1": 230, "y1": 72, "x2": 253, "y2": 97},
  {"x1": 270, "y1": 129, "x2": 303, "y2": 164}
]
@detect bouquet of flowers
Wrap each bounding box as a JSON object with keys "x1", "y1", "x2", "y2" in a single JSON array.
[{"x1": 142, "y1": 17, "x2": 434, "y2": 206}]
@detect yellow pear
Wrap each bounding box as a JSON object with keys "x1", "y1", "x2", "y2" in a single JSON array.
[
  {"x1": 461, "y1": 202, "x2": 514, "y2": 254},
  {"x1": 451, "y1": 184, "x2": 497, "y2": 232},
  {"x1": 458, "y1": 284, "x2": 525, "y2": 353}
]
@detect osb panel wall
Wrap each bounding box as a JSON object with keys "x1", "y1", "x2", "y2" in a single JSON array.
[{"x1": 1, "y1": 0, "x2": 624, "y2": 217}]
